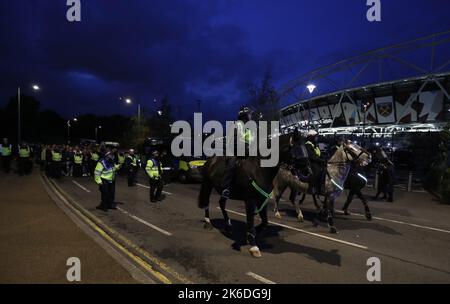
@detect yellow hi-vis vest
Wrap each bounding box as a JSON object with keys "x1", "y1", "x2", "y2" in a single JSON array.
[
  {"x1": 91, "y1": 152, "x2": 99, "y2": 161},
  {"x1": 118, "y1": 154, "x2": 125, "y2": 165},
  {"x1": 237, "y1": 121, "x2": 254, "y2": 144},
  {"x1": 74, "y1": 154, "x2": 83, "y2": 164},
  {"x1": 1, "y1": 145, "x2": 12, "y2": 156},
  {"x1": 52, "y1": 151, "x2": 62, "y2": 162},
  {"x1": 19, "y1": 147, "x2": 30, "y2": 158},
  {"x1": 94, "y1": 160, "x2": 120, "y2": 185},
  {"x1": 306, "y1": 141, "x2": 321, "y2": 157},
  {"x1": 146, "y1": 159, "x2": 162, "y2": 179}
]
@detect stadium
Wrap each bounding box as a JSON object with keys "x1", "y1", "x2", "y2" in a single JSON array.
[{"x1": 279, "y1": 31, "x2": 450, "y2": 139}]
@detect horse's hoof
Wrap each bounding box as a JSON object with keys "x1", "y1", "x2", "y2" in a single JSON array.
[
  {"x1": 204, "y1": 222, "x2": 213, "y2": 230},
  {"x1": 297, "y1": 214, "x2": 304, "y2": 222},
  {"x1": 249, "y1": 246, "x2": 262, "y2": 258},
  {"x1": 365, "y1": 213, "x2": 372, "y2": 221},
  {"x1": 275, "y1": 211, "x2": 282, "y2": 219},
  {"x1": 329, "y1": 226, "x2": 338, "y2": 234},
  {"x1": 343, "y1": 209, "x2": 351, "y2": 216}
]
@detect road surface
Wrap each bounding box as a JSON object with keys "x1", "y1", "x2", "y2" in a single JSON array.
[{"x1": 44, "y1": 170, "x2": 450, "y2": 284}]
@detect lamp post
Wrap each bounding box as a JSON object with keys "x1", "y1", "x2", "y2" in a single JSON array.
[
  {"x1": 17, "y1": 84, "x2": 40, "y2": 144},
  {"x1": 121, "y1": 97, "x2": 141, "y2": 125},
  {"x1": 67, "y1": 118, "x2": 78, "y2": 144},
  {"x1": 95, "y1": 126, "x2": 102, "y2": 142}
]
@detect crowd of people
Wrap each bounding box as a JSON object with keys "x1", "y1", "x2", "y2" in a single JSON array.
[{"x1": 0, "y1": 138, "x2": 166, "y2": 211}]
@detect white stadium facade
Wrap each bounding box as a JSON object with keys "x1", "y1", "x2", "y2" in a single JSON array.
[{"x1": 279, "y1": 31, "x2": 450, "y2": 137}]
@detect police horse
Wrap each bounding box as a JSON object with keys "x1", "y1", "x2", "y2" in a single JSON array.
[
  {"x1": 198, "y1": 137, "x2": 303, "y2": 258},
  {"x1": 272, "y1": 141, "x2": 372, "y2": 230}
]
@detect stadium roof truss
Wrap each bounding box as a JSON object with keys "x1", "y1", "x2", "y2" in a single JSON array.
[{"x1": 279, "y1": 31, "x2": 450, "y2": 135}]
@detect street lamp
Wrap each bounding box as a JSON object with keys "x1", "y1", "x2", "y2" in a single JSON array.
[
  {"x1": 67, "y1": 118, "x2": 78, "y2": 144},
  {"x1": 95, "y1": 126, "x2": 102, "y2": 142},
  {"x1": 120, "y1": 97, "x2": 141, "y2": 125},
  {"x1": 17, "y1": 84, "x2": 40, "y2": 144}
]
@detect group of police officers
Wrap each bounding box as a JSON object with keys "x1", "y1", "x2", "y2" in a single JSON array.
[{"x1": 0, "y1": 138, "x2": 165, "y2": 211}]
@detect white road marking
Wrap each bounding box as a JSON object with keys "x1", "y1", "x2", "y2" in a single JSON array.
[
  {"x1": 117, "y1": 207, "x2": 173, "y2": 236},
  {"x1": 334, "y1": 210, "x2": 450, "y2": 234},
  {"x1": 136, "y1": 183, "x2": 173, "y2": 195},
  {"x1": 221, "y1": 208, "x2": 368, "y2": 250},
  {"x1": 246, "y1": 272, "x2": 276, "y2": 284},
  {"x1": 72, "y1": 180, "x2": 91, "y2": 193}
]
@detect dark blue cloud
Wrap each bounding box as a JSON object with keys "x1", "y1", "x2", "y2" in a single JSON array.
[{"x1": 0, "y1": 0, "x2": 449, "y2": 120}]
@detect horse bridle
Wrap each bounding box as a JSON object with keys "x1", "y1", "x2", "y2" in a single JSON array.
[{"x1": 329, "y1": 144, "x2": 370, "y2": 166}]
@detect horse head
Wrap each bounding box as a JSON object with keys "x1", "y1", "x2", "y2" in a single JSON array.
[{"x1": 342, "y1": 140, "x2": 371, "y2": 167}]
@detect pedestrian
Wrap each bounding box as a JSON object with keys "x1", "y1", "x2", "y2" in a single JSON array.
[
  {"x1": 90, "y1": 148, "x2": 100, "y2": 176},
  {"x1": 0, "y1": 138, "x2": 12, "y2": 173},
  {"x1": 94, "y1": 151, "x2": 121, "y2": 211},
  {"x1": 146, "y1": 150, "x2": 163, "y2": 202},
  {"x1": 125, "y1": 149, "x2": 138, "y2": 187}
]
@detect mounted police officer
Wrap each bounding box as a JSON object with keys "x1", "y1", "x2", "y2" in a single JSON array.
[
  {"x1": 94, "y1": 151, "x2": 121, "y2": 211},
  {"x1": 146, "y1": 150, "x2": 163, "y2": 202},
  {"x1": 1, "y1": 138, "x2": 12, "y2": 173},
  {"x1": 220, "y1": 106, "x2": 255, "y2": 203},
  {"x1": 304, "y1": 130, "x2": 326, "y2": 194}
]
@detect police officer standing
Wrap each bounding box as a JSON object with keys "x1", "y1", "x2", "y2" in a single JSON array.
[
  {"x1": 51, "y1": 146, "x2": 63, "y2": 178},
  {"x1": 146, "y1": 150, "x2": 163, "y2": 202},
  {"x1": 94, "y1": 151, "x2": 121, "y2": 211},
  {"x1": 73, "y1": 147, "x2": 83, "y2": 177},
  {"x1": 18, "y1": 143, "x2": 32, "y2": 176},
  {"x1": 0, "y1": 138, "x2": 12, "y2": 173},
  {"x1": 125, "y1": 149, "x2": 138, "y2": 187}
]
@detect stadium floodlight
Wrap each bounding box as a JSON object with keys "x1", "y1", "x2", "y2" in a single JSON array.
[
  {"x1": 32, "y1": 84, "x2": 40, "y2": 91},
  {"x1": 307, "y1": 84, "x2": 316, "y2": 94}
]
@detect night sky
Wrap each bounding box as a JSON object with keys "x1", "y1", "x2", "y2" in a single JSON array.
[{"x1": 1, "y1": 0, "x2": 449, "y2": 121}]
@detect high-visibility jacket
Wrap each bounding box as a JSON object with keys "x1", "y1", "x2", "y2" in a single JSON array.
[
  {"x1": 74, "y1": 153, "x2": 83, "y2": 164},
  {"x1": 52, "y1": 151, "x2": 62, "y2": 162},
  {"x1": 1, "y1": 144, "x2": 12, "y2": 156},
  {"x1": 306, "y1": 141, "x2": 321, "y2": 157},
  {"x1": 19, "y1": 147, "x2": 30, "y2": 158},
  {"x1": 127, "y1": 155, "x2": 137, "y2": 167},
  {"x1": 237, "y1": 121, "x2": 254, "y2": 144},
  {"x1": 94, "y1": 160, "x2": 120, "y2": 185},
  {"x1": 91, "y1": 152, "x2": 99, "y2": 161},
  {"x1": 146, "y1": 159, "x2": 162, "y2": 179},
  {"x1": 118, "y1": 154, "x2": 125, "y2": 165}
]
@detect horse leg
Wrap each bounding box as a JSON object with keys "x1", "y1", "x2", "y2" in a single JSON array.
[
  {"x1": 357, "y1": 190, "x2": 372, "y2": 220},
  {"x1": 326, "y1": 196, "x2": 338, "y2": 234},
  {"x1": 312, "y1": 193, "x2": 322, "y2": 212},
  {"x1": 343, "y1": 190, "x2": 354, "y2": 215},
  {"x1": 204, "y1": 208, "x2": 213, "y2": 230},
  {"x1": 198, "y1": 179, "x2": 213, "y2": 230},
  {"x1": 293, "y1": 191, "x2": 304, "y2": 222},
  {"x1": 245, "y1": 199, "x2": 261, "y2": 258},
  {"x1": 274, "y1": 185, "x2": 287, "y2": 219},
  {"x1": 256, "y1": 200, "x2": 269, "y2": 235},
  {"x1": 219, "y1": 198, "x2": 232, "y2": 234}
]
